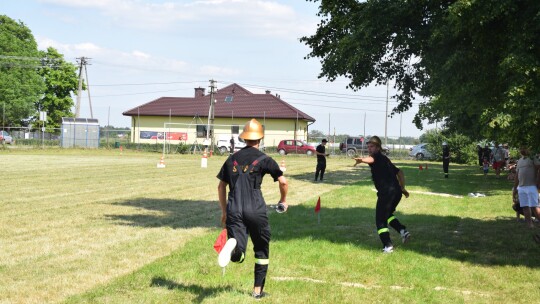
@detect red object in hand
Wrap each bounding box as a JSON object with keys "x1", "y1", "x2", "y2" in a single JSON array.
[{"x1": 213, "y1": 229, "x2": 227, "y2": 253}]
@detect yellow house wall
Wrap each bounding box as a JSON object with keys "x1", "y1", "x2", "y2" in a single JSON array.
[{"x1": 129, "y1": 116, "x2": 310, "y2": 147}]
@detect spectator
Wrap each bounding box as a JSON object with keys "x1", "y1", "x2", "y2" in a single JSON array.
[
  {"x1": 503, "y1": 143, "x2": 510, "y2": 167},
  {"x1": 314, "y1": 139, "x2": 329, "y2": 182},
  {"x1": 483, "y1": 157, "x2": 490, "y2": 176},
  {"x1": 442, "y1": 142, "x2": 450, "y2": 178},
  {"x1": 492, "y1": 142, "x2": 506, "y2": 178},
  {"x1": 477, "y1": 144, "x2": 483, "y2": 167},
  {"x1": 512, "y1": 146, "x2": 540, "y2": 228},
  {"x1": 482, "y1": 145, "x2": 492, "y2": 166}
]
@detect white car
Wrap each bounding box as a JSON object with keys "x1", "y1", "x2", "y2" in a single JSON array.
[
  {"x1": 409, "y1": 143, "x2": 433, "y2": 160},
  {"x1": 217, "y1": 135, "x2": 246, "y2": 154},
  {"x1": 0, "y1": 130, "x2": 13, "y2": 144}
]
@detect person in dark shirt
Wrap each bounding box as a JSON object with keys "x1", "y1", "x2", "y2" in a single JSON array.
[
  {"x1": 442, "y1": 142, "x2": 450, "y2": 178},
  {"x1": 217, "y1": 118, "x2": 288, "y2": 299},
  {"x1": 315, "y1": 139, "x2": 329, "y2": 181},
  {"x1": 353, "y1": 136, "x2": 410, "y2": 253}
]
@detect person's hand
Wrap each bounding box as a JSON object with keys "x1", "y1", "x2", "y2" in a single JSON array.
[
  {"x1": 402, "y1": 188, "x2": 409, "y2": 198},
  {"x1": 353, "y1": 158, "x2": 362, "y2": 166},
  {"x1": 326, "y1": 153, "x2": 330, "y2": 156},
  {"x1": 221, "y1": 212, "x2": 227, "y2": 227}
]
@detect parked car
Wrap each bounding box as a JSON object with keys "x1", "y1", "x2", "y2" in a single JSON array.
[
  {"x1": 409, "y1": 143, "x2": 433, "y2": 160},
  {"x1": 277, "y1": 139, "x2": 316, "y2": 156},
  {"x1": 0, "y1": 130, "x2": 13, "y2": 144},
  {"x1": 339, "y1": 136, "x2": 389, "y2": 157},
  {"x1": 217, "y1": 135, "x2": 246, "y2": 154}
]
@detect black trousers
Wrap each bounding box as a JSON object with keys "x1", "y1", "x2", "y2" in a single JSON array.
[
  {"x1": 375, "y1": 187, "x2": 406, "y2": 247},
  {"x1": 315, "y1": 160, "x2": 326, "y2": 181},
  {"x1": 443, "y1": 159, "x2": 449, "y2": 175}
]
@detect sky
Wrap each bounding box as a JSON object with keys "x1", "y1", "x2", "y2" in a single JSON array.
[{"x1": 2, "y1": 0, "x2": 435, "y2": 138}]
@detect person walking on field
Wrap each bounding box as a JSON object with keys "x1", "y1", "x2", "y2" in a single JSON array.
[
  {"x1": 217, "y1": 118, "x2": 288, "y2": 299},
  {"x1": 353, "y1": 136, "x2": 410, "y2": 253},
  {"x1": 315, "y1": 138, "x2": 329, "y2": 182},
  {"x1": 513, "y1": 146, "x2": 540, "y2": 229},
  {"x1": 442, "y1": 142, "x2": 450, "y2": 178},
  {"x1": 492, "y1": 142, "x2": 506, "y2": 178}
]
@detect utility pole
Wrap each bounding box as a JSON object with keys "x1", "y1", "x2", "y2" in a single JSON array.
[
  {"x1": 75, "y1": 57, "x2": 93, "y2": 118},
  {"x1": 385, "y1": 80, "x2": 389, "y2": 147},
  {"x1": 207, "y1": 79, "x2": 217, "y2": 153}
]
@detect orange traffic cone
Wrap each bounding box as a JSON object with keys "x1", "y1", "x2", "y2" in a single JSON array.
[
  {"x1": 157, "y1": 156, "x2": 166, "y2": 168},
  {"x1": 280, "y1": 159, "x2": 287, "y2": 172},
  {"x1": 201, "y1": 150, "x2": 208, "y2": 168},
  {"x1": 419, "y1": 164, "x2": 423, "y2": 171}
]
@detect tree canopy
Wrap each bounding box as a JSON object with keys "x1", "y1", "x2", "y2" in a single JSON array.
[
  {"x1": 301, "y1": 0, "x2": 540, "y2": 148},
  {"x1": 0, "y1": 15, "x2": 45, "y2": 127},
  {"x1": 35, "y1": 47, "x2": 78, "y2": 130},
  {"x1": 0, "y1": 15, "x2": 79, "y2": 132}
]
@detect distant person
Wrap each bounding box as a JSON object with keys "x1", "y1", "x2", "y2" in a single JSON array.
[
  {"x1": 483, "y1": 157, "x2": 490, "y2": 176},
  {"x1": 353, "y1": 136, "x2": 410, "y2": 253},
  {"x1": 513, "y1": 146, "x2": 540, "y2": 228},
  {"x1": 503, "y1": 143, "x2": 510, "y2": 167},
  {"x1": 229, "y1": 136, "x2": 235, "y2": 154},
  {"x1": 315, "y1": 139, "x2": 329, "y2": 182},
  {"x1": 477, "y1": 144, "x2": 483, "y2": 167},
  {"x1": 442, "y1": 142, "x2": 450, "y2": 178},
  {"x1": 492, "y1": 142, "x2": 505, "y2": 177},
  {"x1": 482, "y1": 145, "x2": 492, "y2": 166}
]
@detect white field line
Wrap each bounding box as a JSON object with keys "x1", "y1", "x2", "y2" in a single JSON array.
[
  {"x1": 272, "y1": 276, "x2": 489, "y2": 297},
  {"x1": 371, "y1": 189, "x2": 463, "y2": 198}
]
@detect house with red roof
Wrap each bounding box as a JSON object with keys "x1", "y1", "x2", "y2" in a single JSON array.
[{"x1": 123, "y1": 83, "x2": 316, "y2": 148}]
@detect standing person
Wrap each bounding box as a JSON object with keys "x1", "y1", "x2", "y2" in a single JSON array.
[
  {"x1": 315, "y1": 139, "x2": 329, "y2": 182},
  {"x1": 503, "y1": 143, "x2": 510, "y2": 167},
  {"x1": 483, "y1": 157, "x2": 490, "y2": 176},
  {"x1": 482, "y1": 144, "x2": 492, "y2": 167},
  {"x1": 442, "y1": 142, "x2": 450, "y2": 178},
  {"x1": 217, "y1": 118, "x2": 288, "y2": 299},
  {"x1": 477, "y1": 144, "x2": 483, "y2": 167},
  {"x1": 513, "y1": 146, "x2": 540, "y2": 228},
  {"x1": 492, "y1": 142, "x2": 506, "y2": 178},
  {"x1": 353, "y1": 136, "x2": 410, "y2": 253},
  {"x1": 229, "y1": 136, "x2": 235, "y2": 154}
]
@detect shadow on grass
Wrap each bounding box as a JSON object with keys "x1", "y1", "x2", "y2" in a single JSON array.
[
  {"x1": 106, "y1": 196, "x2": 540, "y2": 269},
  {"x1": 287, "y1": 167, "x2": 371, "y2": 186},
  {"x1": 104, "y1": 198, "x2": 219, "y2": 229},
  {"x1": 286, "y1": 161, "x2": 512, "y2": 197},
  {"x1": 271, "y1": 204, "x2": 540, "y2": 269},
  {"x1": 150, "y1": 277, "x2": 236, "y2": 303}
]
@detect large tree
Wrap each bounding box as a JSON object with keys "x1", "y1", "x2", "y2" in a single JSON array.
[
  {"x1": 35, "y1": 47, "x2": 78, "y2": 131},
  {"x1": 0, "y1": 15, "x2": 45, "y2": 127},
  {"x1": 301, "y1": 0, "x2": 540, "y2": 147}
]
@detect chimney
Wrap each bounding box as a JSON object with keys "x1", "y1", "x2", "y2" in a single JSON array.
[
  {"x1": 194, "y1": 87, "x2": 205, "y2": 97},
  {"x1": 265, "y1": 90, "x2": 271, "y2": 94}
]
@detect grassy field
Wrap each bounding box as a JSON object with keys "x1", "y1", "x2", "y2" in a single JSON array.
[{"x1": 1, "y1": 148, "x2": 539, "y2": 303}]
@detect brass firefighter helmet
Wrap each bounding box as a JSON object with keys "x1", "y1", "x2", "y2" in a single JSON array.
[
  {"x1": 367, "y1": 135, "x2": 382, "y2": 147},
  {"x1": 239, "y1": 118, "x2": 264, "y2": 140}
]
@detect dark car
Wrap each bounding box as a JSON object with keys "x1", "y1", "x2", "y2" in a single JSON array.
[
  {"x1": 277, "y1": 140, "x2": 316, "y2": 156},
  {"x1": 339, "y1": 136, "x2": 389, "y2": 157}
]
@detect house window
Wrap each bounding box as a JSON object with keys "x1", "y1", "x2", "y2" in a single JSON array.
[
  {"x1": 231, "y1": 125, "x2": 239, "y2": 134},
  {"x1": 196, "y1": 125, "x2": 207, "y2": 138}
]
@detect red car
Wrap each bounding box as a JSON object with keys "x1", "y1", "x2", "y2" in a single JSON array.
[{"x1": 277, "y1": 140, "x2": 316, "y2": 156}]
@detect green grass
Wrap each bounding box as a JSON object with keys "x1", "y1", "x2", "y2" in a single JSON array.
[{"x1": 1, "y1": 149, "x2": 539, "y2": 303}]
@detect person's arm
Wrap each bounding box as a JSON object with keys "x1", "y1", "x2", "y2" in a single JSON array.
[
  {"x1": 277, "y1": 175, "x2": 288, "y2": 211},
  {"x1": 353, "y1": 156, "x2": 374, "y2": 166},
  {"x1": 513, "y1": 168, "x2": 519, "y2": 195},
  {"x1": 218, "y1": 180, "x2": 228, "y2": 227},
  {"x1": 397, "y1": 169, "x2": 409, "y2": 198}
]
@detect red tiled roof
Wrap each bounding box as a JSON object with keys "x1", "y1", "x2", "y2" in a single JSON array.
[{"x1": 122, "y1": 83, "x2": 315, "y2": 122}]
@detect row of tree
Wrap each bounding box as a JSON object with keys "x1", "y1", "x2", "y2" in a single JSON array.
[
  {"x1": 0, "y1": 15, "x2": 80, "y2": 131},
  {"x1": 302, "y1": 0, "x2": 540, "y2": 149}
]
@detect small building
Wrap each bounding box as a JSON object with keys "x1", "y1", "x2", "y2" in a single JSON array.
[
  {"x1": 61, "y1": 117, "x2": 100, "y2": 148},
  {"x1": 122, "y1": 83, "x2": 315, "y2": 147}
]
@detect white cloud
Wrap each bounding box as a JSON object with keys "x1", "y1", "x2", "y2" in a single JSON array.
[{"x1": 38, "y1": 0, "x2": 317, "y2": 40}]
